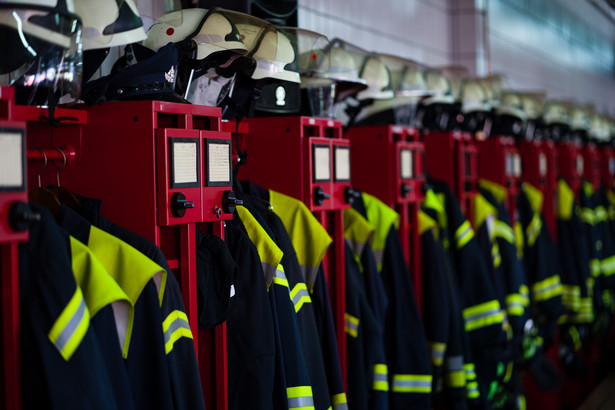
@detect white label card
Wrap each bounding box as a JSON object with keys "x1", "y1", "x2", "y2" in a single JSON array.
[
  {"x1": 335, "y1": 147, "x2": 350, "y2": 181},
  {"x1": 400, "y1": 149, "x2": 412, "y2": 179},
  {"x1": 539, "y1": 153, "x2": 547, "y2": 177},
  {"x1": 172, "y1": 141, "x2": 198, "y2": 184},
  {"x1": 577, "y1": 155, "x2": 584, "y2": 175},
  {"x1": 314, "y1": 146, "x2": 331, "y2": 181},
  {"x1": 208, "y1": 142, "x2": 230, "y2": 183},
  {"x1": 0, "y1": 132, "x2": 23, "y2": 188}
]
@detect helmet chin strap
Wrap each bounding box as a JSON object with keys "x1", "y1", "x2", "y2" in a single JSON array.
[{"x1": 39, "y1": 86, "x2": 78, "y2": 126}]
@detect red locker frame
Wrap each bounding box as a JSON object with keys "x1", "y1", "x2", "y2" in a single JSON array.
[
  {"x1": 423, "y1": 130, "x2": 479, "y2": 222},
  {"x1": 345, "y1": 124, "x2": 425, "y2": 310},
  {"x1": 519, "y1": 138, "x2": 559, "y2": 244},
  {"x1": 476, "y1": 136, "x2": 522, "y2": 224},
  {"x1": 600, "y1": 144, "x2": 615, "y2": 190},
  {"x1": 1, "y1": 85, "x2": 90, "y2": 410},
  {"x1": 54, "y1": 100, "x2": 233, "y2": 410},
  {"x1": 230, "y1": 115, "x2": 350, "y2": 387},
  {"x1": 582, "y1": 141, "x2": 601, "y2": 190}
]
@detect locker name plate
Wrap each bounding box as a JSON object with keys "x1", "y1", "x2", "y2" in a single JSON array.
[
  {"x1": 334, "y1": 146, "x2": 351, "y2": 182},
  {"x1": 205, "y1": 139, "x2": 232, "y2": 186},
  {"x1": 400, "y1": 149, "x2": 413, "y2": 179},
  {"x1": 169, "y1": 138, "x2": 200, "y2": 188},
  {"x1": 0, "y1": 129, "x2": 25, "y2": 190},
  {"x1": 313, "y1": 145, "x2": 331, "y2": 182}
]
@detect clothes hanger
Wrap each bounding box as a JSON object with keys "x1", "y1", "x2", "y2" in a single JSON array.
[
  {"x1": 28, "y1": 148, "x2": 61, "y2": 217},
  {"x1": 48, "y1": 147, "x2": 81, "y2": 211}
]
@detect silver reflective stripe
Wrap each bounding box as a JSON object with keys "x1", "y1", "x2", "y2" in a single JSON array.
[
  {"x1": 292, "y1": 286, "x2": 311, "y2": 309},
  {"x1": 445, "y1": 355, "x2": 464, "y2": 371},
  {"x1": 164, "y1": 316, "x2": 191, "y2": 344},
  {"x1": 464, "y1": 307, "x2": 501, "y2": 323},
  {"x1": 54, "y1": 296, "x2": 87, "y2": 353},
  {"x1": 333, "y1": 402, "x2": 349, "y2": 410},
  {"x1": 373, "y1": 372, "x2": 388, "y2": 384},
  {"x1": 392, "y1": 378, "x2": 432, "y2": 390},
  {"x1": 372, "y1": 248, "x2": 384, "y2": 269},
  {"x1": 345, "y1": 238, "x2": 366, "y2": 259},
  {"x1": 288, "y1": 396, "x2": 314, "y2": 409}
]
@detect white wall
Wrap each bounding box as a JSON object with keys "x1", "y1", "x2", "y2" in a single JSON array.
[{"x1": 297, "y1": 0, "x2": 615, "y2": 116}]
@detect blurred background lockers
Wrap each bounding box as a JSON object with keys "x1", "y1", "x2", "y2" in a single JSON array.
[{"x1": 135, "y1": 0, "x2": 615, "y2": 116}]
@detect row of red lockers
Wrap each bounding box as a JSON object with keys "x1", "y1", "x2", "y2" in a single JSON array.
[{"x1": 0, "y1": 84, "x2": 609, "y2": 409}]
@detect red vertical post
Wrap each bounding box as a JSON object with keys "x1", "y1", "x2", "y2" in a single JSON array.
[
  {"x1": 2, "y1": 242, "x2": 21, "y2": 410},
  {"x1": 180, "y1": 223, "x2": 199, "y2": 356}
]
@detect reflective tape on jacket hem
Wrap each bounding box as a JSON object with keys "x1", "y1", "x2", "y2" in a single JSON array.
[
  {"x1": 602, "y1": 255, "x2": 615, "y2": 276},
  {"x1": 287, "y1": 386, "x2": 315, "y2": 410},
  {"x1": 163, "y1": 310, "x2": 193, "y2": 354},
  {"x1": 331, "y1": 393, "x2": 348, "y2": 410},
  {"x1": 373, "y1": 364, "x2": 389, "y2": 391},
  {"x1": 494, "y1": 221, "x2": 515, "y2": 244},
  {"x1": 48, "y1": 286, "x2": 90, "y2": 361},
  {"x1": 392, "y1": 374, "x2": 432, "y2": 393},
  {"x1": 463, "y1": 300, "x2": 504, "y2": 331}
]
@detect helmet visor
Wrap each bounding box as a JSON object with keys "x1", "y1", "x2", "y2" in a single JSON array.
[{"x1": 0, "y1": 7, "x2": 82, "y2": 104}]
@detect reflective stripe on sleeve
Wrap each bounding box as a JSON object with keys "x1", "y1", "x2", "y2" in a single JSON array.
[
  {"x1": 445, "y1": 355, "x2": 465, "y2": 388},
  {"x1": 290, "y1": 282, "x2": 312, "y2": 313},
  {"x1": 344, "y1": 313, "x2": 359, "y2": 338},
  {"x1": 48, "y1": 286, "x2": 90, "y2": 361},
  {"x1": 456, "y1": 221, "x2": 474, "y2": 249},
  {"x1": 602, "y1": 255, "x2": 615, "y2": 277},
  {"x1": 581, "y1": 208, "x2": 596, "y2": 225},
  {"x1": 287, "y1": 386, "x2": 315, "y2": 410},
  {"x1": 428, "y1": 341, "x2": 446, "y2": 366},
  {"x1": 331, "y1": 393, "x2": 348, "y2": 410},
  {"x1": 373, "y1": 364, "x2": 389, "y2": 391},
  {"x1": 162, "y1": 310, "x2": 193, "y2": 354},
  {"x1": 595, "y1": 206, "x2": 608, "y2": 223},
  {"x1": 494, "y1": 221, "x2": 515, "y2": 244},
  {"x1": 463, "y1": 300, "x2": 504, "y2": 332},
  {"x1": 492, "y1": 243, "x2": 502, "y2": 268},
  {"x1": 520, "y1": 285, "x2": 530, "y2": 307},
  {"x1": 506, "y1": 293, "x2": 524, "y2": 316},
  {"x1": 391, "y1": 374, "x2": 432, "y2": 393},
  {"x1": 273, "y1": 265, "x2": 289, "y2": 288},
  {"x1": 464, "y1": 363, "x2": 480, "y2": 399},
  {"x1": 532, "y1": 275, "x2": 562, "y2": 302},
  {"x1": 525, "y1": 214, "x2": 542, "y2": 247}
]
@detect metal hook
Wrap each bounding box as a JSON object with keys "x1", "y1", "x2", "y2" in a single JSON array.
[
  {"x1": 34, "y1": 148, "x2": 47, "y2": 188},
  {"x1": 53, "y1": 147, "x2": 67, "y2": 187}
]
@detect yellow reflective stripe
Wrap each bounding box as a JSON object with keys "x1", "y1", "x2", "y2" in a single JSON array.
[
  {"x1": 445, "y1": 370, "x2": 466, "y2": 388},
  {"x1": 391, "y1": 374, "x2": 432, "y2": 393},
  {"x1": 162, "y1": 310, "x2": 193, "y2": 354},
  {"x1": 273, "y1": 265, "x2": 290, "y2": 288},
  {"x1": 590, "y1": 259, "x2": 601, "y2": 277},
  {"x1": 562, "y1": 285, "x2": 581, "y2": 312},
  {"x1": 506, "y1": 294, "x2": 524, "y2": 316},
  {"x1": 344, "y1": 313, "x2": 359, "y2": 338},
  {"x1": 331, "y1": 393, "x2": 348, "y2": 410},
  {"x1": 456, "y1": 220, "x2": 474, "y2": 249},
  {"x1": 463, "y1": 300, "x2": 504, "y2": 332},
  {"x1": 602, "y1": 255, "x2": 615, "y2": 277},
  {"x1": 532, "y1": 275, "x2": 563, "y2": 302},
  {"x1": 558, "y1": 179, "x2": 575, "y2": 220},
  {"x1": 518, "y1": 394, "x2": 527, "y2": 410},
  {"x1": 583, "y1": 180, "x2": 595, "y2": 197},
  {"x1": 522, "y1": 182, "x2": 544, "y2": 214},
  {"x1": 467, "y1": 381, "x2": 480, "y2": 398},
  {"x1": 581, "y1": 208, "x2": 596, "y2": 225},
  {"x1": 595, "y1": 206, "x2": 608, "y2": 223},
  {"x1": 464, "y1": 363, "x2": 477, "y2": 380},
  {"x1": 519, "y1": 284, "x2": 530, "y2": 307},
  {"x1": 514, "y1": 221, "x2": 524, "y2": 258},
  {"x1": 492, "y1": 243, "x2": 502, "y2": 268},
  {"x1": 287, "y1": 385, "x2": 315, "y2": 410},
  {"x1": 290, "y1": 282, "x2": 312, "y2": 313},
  {"x1": 479, "y1": 179, "x2": 508, "y2": 204},
  {"x1": 428, "y1": 341, "x2": 446, "y2": 366},
  {"x1": 373, "y1": 364, "x2": 389, "y2": 391},
  {"x1": 525, "y1": 214, "x2": 542, "y2": 247},
  {"x1": 504, "y1": 361, "x2": 514, "y2": 383},
  {"x1": 569, "y1": 326, "x2": 582, "y2": 351},
  {"x1": 494, "y1": 221, "x2": 515, "y2": 244},
  {"x1": 48, "y1": 286, "x2": 90, "y2": 361}
]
